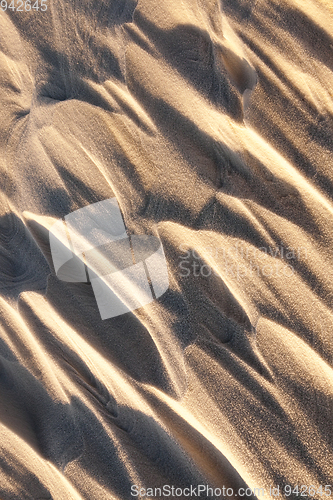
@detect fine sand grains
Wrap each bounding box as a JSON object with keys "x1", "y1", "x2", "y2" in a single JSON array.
[{"x1": 0, "y1": 0, "x2": 333, "y2": 498}]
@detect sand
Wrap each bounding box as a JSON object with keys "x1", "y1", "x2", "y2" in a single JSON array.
[{"x1": 0, "y1": 0, "x2": 333, "y2": 498}]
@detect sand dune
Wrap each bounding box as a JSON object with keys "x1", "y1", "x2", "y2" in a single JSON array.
[{"x1": 0, "y1": 0, "x2": 333, "y2": 498}]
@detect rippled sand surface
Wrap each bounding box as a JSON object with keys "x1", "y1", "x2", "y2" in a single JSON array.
[{"x1": 1, "y1": 0, "x2": 333, "y2": 498}]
